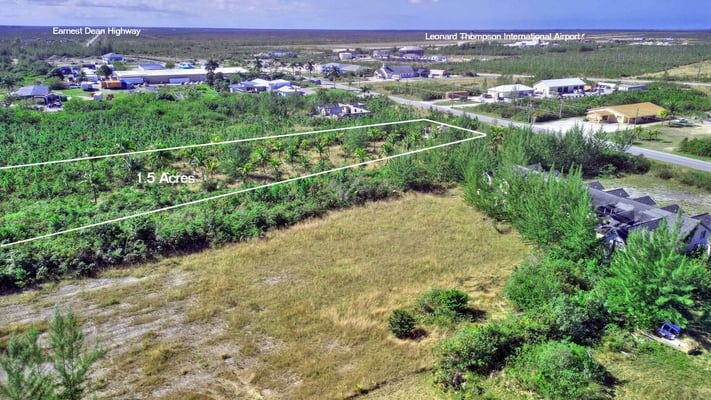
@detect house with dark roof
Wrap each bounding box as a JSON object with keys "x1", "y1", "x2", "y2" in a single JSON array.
[
  {"x1": 102, "y1": 53, "x2": 123, "y2": 63},
  {"x1": 590, "y1": 183, "x2": 710, "y2": 255},
  {"x1": 14, "y1": 85, "x2": 50, "y2": 98},
  {"x1": 375, "y1": 64, "x2": 416, "y2": 80}
]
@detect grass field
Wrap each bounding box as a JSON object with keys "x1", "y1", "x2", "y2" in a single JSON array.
[
  {"x1": 366, "y1": 77, "x2": 491, "y2": 101},
  {"x1": 631, "y1": 122, "x2": 711, "y2": 160},
  {"x1": 0, "y1": 191, "x2": 531, "y2": 399},
  {"x1": 597, "y1": 342, "x2": 711, "y2": 400},
  {"x1": 644, "y1": 60, "x2": 711, "y2": 81}
]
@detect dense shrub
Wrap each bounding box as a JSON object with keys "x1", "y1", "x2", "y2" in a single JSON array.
[
  {"x1": 508, "y1": 341, "x2": 607, "y2": 400},
  {"x1": 389, "y1": 309, "x2": 416, "y2": 339},
  {"x1": 417, "y1": 288, "x2": 471, "y2": 323},
  {"x1": 678, "y1": 137, "x2": 711, "y2": 158},
  {"x1": 436, "y1": 319, "x2": 525, "y2": 388},
  {"x1": 504, "y1": 261, "x2": 563, "y2": 311}
]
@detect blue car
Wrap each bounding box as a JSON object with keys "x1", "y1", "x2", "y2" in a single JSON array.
[{"x1": 658, "y1": 321, "x2": 681, "y2": 340}]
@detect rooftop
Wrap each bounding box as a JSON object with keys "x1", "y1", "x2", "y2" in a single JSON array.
[
  {"x1": 535, "y1": 77, "x2": 586, "y2": 87},
  {"x1": 587, "y1": 102, "x2": 664, "y2": 118},
  {"x1": 14, "y1": 85, "x2": 50, "y2": 97}
]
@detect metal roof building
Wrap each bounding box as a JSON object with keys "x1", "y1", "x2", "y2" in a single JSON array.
[
  {"x1": 533, "y1": 78, "x2": 586, "y2": 97},
  {"x1": 487, "y1": 84, "x2": 534, "y2": 99},
  {"x1": 14, "y1": 85, "x2": 50, "y2": 98},
  {"x1": 114, "y1": 67, "x2": 248, "y2": 84}
]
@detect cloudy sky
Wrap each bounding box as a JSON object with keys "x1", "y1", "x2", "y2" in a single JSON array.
[{"x1": 2, "y1": 0, "x2": 709, "y2": 30}]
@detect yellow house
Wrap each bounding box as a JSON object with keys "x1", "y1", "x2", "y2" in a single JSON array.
[{"x1": 587, "y1": 102, "x2": 664, "y2": 124}]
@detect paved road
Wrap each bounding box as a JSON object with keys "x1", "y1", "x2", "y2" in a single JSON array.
[{"x1": 383, "y1": 92, "x2": 711, "y2": 173}]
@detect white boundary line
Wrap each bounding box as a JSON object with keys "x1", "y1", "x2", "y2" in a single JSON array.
[
  {"x1": 1, "y1": 119, "x2": 486, "y2": 247},
  {"x1": 1, "y1": 119, "x2": 432, "y2": 171}
]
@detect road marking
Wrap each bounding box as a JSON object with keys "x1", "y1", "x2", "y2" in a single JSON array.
[{"x1": 1, "y1": 119, "x2": 486, "y2": 247}]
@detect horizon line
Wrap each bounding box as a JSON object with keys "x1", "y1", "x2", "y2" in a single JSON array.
[{"x1": 1, "y1": 25, "x2": 710, "y2": 32}]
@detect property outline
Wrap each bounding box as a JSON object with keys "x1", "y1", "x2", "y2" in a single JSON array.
[{"x1": 1, "y1": 119, "x2": 486, "y2": 247}]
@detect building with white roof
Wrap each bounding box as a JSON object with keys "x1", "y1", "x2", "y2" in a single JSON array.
[
  {"x1": 533, "y1": 78, "x2": 586, "y2": 97},
  {"x1": 487, "y1": 84, "x2": 534, "y2": 99},
  {"x1": 114, "y1": 67, "x2": 248, "y2": 84}
]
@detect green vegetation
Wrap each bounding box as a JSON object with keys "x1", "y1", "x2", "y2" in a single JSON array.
[
  {"x1": 374, "y1": 79, "x2": 484, "y2": 101},
  {"x1": 388, "y1": 309, "x2": 417, "y2": 339},
  {"x1": 437, "y1": 43, "x2": 711, "y2": 79},
  {"x1": 508, "y1": 341, "x2": 607, "y2": 400},
  {"x1": 416, "y1": 288, "x2": 471, "y2": 325},
  {"x1": 476, "y1": 82, "x2": 711, "y2": 123},
  {"x1": 442, "y1": 123, "x2": 711, "y2": 399},
  {"x1": 0, "y1": 87, "x2": 485, "y2": 290},
  {"x1": 0, "y1": 308, "x2": 103, "y2": 400},
  {"x1": 679, "y1": 137, "x2": 711, "y2": 157},
  {"x1": 601, "y1": 219, "x2": 710, "y2": 329},
  {"x1": 653, "y1": 162, "x2": 711, "y2": 192}
]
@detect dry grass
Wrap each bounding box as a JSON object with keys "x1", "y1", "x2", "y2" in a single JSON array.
[
  {"x1": 644, "y1": 60, "x2": 711, "y2": 80},
  {"x1": 597, "y1": 343, "x2": 711, "y2": 400},
  {"x1": 0, "y1": 191, "x2": 531, "y2": 399},
  {"x1": 176, "y1": 191, "x2": 529, "y2": 399}
]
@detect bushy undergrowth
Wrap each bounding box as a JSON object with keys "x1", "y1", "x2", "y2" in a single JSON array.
[
  {"x1": 678, "y1": 137, "x2": 711, "y2": 158},
  {"x1": 416, "y1": 288, "x2": 471, "y2": 325},
  {"x1": 447, "y1": 121, "x2": 711, "y2": 398},
  {"x1": 508, "y1": 341, "x2": 607, "y2": 400}
]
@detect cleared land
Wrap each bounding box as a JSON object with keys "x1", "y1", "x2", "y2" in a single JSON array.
[
  {"x1": 0, "y1": 191, "x2": 531, "y2": 399},
  {"x1": 644, "y1": 60, "x2": 711, "y2": 80}
]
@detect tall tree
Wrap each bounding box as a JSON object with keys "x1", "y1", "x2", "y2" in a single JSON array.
[
  {"x1": 327, "y1": 66, "x2": 341, "y2": 88},
  {"x1": 601, "y1": 220, "x2": 711, "y2": 329},
  {"x1": 97, "y1": 65, "x2": 113, "y2": 80},
  {"x1": 304, "y1": 61, "x2": 315, "y2": 77}
]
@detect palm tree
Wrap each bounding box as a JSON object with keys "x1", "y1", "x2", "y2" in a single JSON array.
[
  {"x1": 327, "y1": 66, "x2": 341, "y2": 88},
  {"x1": 286, "y1": 145, "x2": 299, "y2": 165},
  {"x1": 305, "y1": 61, "x2": 315, "y2": 77},
  {"x1": 288, "y1": 61, "x2": 302, "y2": 77},
  {"x1": 1, "y1": 74, "x2": 18, "y2": 92},
  {"x1": 269, "y1": 157, "x2": 282, "y2": 179},
  {"x1": 204, "y1": 59, "x2": 219, "y2": 72},
  {"x1": 251, "y1": 57, "x2": 263, "y2": 74},
  {"x1": 251, "y1": 146, "x2": 270, "y2": 175}
]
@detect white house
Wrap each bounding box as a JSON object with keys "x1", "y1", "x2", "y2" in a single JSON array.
[{"x1": 533, "y1": 77, "x2": 586, "y2": 97}]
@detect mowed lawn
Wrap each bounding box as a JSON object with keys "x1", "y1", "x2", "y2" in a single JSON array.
[{"x1": 0, "y1": 191, "x2": 531, "y2": 400}]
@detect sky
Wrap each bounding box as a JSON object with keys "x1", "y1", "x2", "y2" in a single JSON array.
[{"x1": 2, "y1": 0, "x2": 710, "y2": 30}]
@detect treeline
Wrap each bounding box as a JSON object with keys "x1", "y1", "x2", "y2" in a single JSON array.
[{"x1": 435, "y1": 127, "x2": 711, "y2": 398}]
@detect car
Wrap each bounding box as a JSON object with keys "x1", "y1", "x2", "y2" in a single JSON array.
[{"x1": 658, "y1": 321, "x2": 681, "y2": 340}]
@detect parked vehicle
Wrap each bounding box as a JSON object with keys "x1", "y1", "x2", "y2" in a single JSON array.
[{"x1": 658, "y1": 321, "x2": 681, "y2": 340}]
